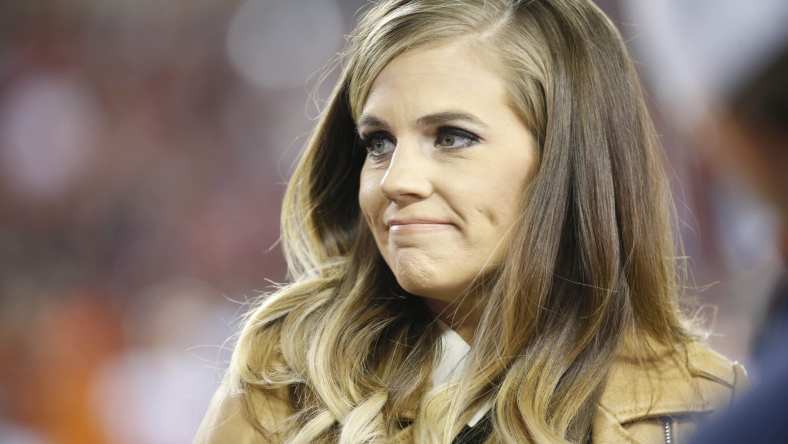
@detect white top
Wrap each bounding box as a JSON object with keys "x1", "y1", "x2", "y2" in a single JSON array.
[{"x1": 431, "y1": 321, "x2": 492, "y2": 427}]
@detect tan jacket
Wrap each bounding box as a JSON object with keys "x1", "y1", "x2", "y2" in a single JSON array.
[{"x1": 194, "y1": 341, "x2": 747, "y2": 443}]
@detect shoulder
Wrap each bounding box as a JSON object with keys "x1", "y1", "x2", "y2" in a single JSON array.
[
  {"x1": 193, "y1": 377, "x2": 258, "y2": 444},
  {"x1": 193, "y1": 373, "x2": 293, "y2": 444},
  {"x1": 592, "y1": 341, "x2": 748, "y2": 444},
  {"x1": 194, "y1": 297, "x2": 299, "y2": 443},
  {"x1": 690, "y1": 330, "x2": 788, "y2": 444}
]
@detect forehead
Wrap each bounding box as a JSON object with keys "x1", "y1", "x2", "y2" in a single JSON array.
[{"x1": 359, "y1": 40, "x2": 510, "y2": 122}]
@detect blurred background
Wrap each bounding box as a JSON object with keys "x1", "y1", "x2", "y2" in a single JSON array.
[{"x1": 0, "y1": 1, "x2": 783, "y2": 443}]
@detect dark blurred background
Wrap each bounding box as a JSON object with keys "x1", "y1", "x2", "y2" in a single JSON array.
[{"x1": 0, "y1": 1, "x2": 782, "y2": 443}]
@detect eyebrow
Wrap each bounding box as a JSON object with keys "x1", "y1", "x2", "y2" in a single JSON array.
[{"x1": 356, "y1": 110, "x2": 489, "y2": 132}]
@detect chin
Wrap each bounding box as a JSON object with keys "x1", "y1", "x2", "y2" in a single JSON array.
[
  {"x1": 384, "y1": 253, "x2": 471, "y2": 300},
  {"x1": 395, "y1": 274, "x2": 465, "y2": 303}
]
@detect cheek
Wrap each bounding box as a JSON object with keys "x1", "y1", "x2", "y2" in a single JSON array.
[
  {"x1": 469, "y1": 203, "x2": 518, "y2": 258},
  {"x1": 459, "y1": 165, "x2": 530, "y2": 256},
  {"x1": 487, "y1": 154, "x2": 534, "y2": 222},
  {"x1": 358, "y1": 169, "x2": 382, "y2": 228},
  {"x1": 466, "y1": 174, "x2": 526, "y2": 229},
  {"x1": 492, "y1": 185, "x2": 524, "y2": 225}
]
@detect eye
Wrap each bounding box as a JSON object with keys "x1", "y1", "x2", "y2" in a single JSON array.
[
  {"x1": 359, "y1": 131, "x2": 395, "y2": 159},
  {"x1": 435, "y1": 126, "x2": 480, "y2": 150}
]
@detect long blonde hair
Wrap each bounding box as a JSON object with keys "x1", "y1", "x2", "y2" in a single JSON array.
[{"x1": 227, "y1": 0, "x2": 694, "y2": 442}]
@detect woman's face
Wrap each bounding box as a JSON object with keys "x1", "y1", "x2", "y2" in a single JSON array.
[{"x1": 357, "y1": 40, "x2": 538, "y2": 304}]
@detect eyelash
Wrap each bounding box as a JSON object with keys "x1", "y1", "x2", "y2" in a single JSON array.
[{"x1": 358, "y1": 126, "x2": 481, "y2": 159}]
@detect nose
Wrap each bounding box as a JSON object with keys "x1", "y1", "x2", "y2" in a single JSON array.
[{"x1": 379, "y1": 138, "x2": 433, "y2": 203}]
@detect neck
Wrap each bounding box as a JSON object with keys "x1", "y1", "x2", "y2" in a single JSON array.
[{"x1": 423, "y1": 296, "x2": 481, "y2": 344}]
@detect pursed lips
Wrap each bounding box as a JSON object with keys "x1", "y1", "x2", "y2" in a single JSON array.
[{"x1": 386, "y1": 218, "x2": 455, "y2": 232}]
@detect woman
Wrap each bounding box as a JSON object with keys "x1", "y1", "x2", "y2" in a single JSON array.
[{"x1": 195, "y1": 0, "x2": 747, "y2": 442}]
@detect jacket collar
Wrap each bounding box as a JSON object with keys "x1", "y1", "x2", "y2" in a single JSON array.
[
  {"x1": 592, "y1": 340, "x2": 739, "y2": 443},
  {"x1": 598, "y1": 340, "x2": 737, "y2": 421},
  {"x1": 400, "y1": 332, "x2": 738, "y2": 431},
  {"x1": 598, "y1": 342, "x2": 707, "y2": 422}
]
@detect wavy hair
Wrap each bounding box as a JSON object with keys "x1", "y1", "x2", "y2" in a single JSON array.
[{"x1": 226, "y1": 0, "x2": 694, "y2": 442}]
